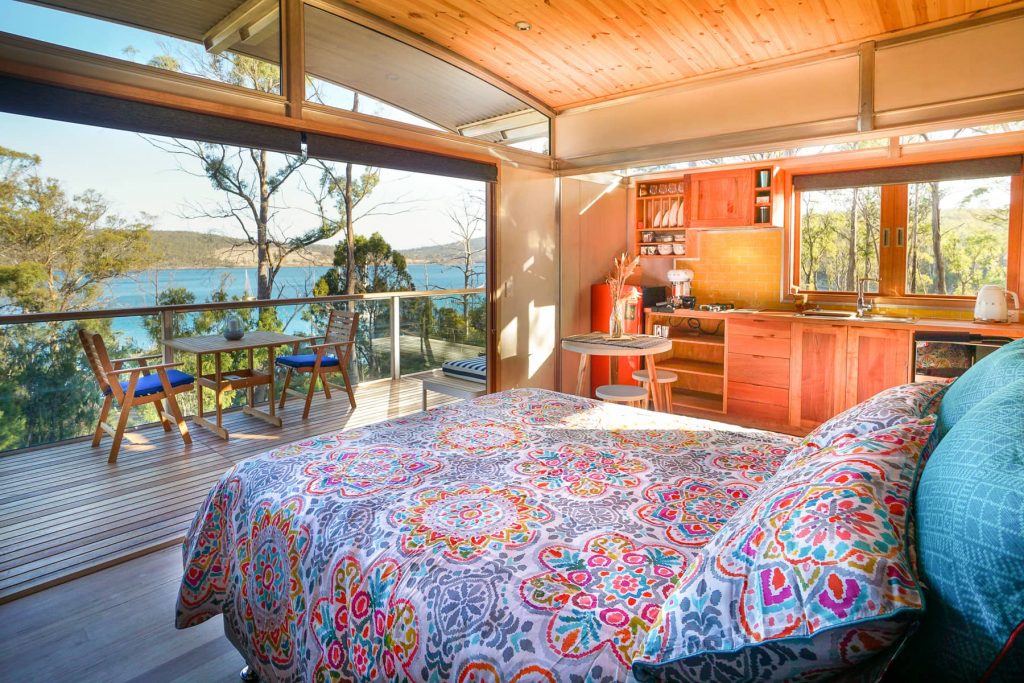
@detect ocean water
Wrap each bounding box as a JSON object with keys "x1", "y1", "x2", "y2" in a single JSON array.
[{"x1": 103, "y1": 264, "x2": 478, "y2": 346}]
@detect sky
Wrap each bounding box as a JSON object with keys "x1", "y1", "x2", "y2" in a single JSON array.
[{"x1": 0, "y1": 0, "x2": 485, "y2": 250}]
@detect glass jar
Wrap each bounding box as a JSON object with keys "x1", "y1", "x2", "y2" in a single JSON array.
[{"x1": 222, "y1": 313, "x2": 245, "y2": 341}]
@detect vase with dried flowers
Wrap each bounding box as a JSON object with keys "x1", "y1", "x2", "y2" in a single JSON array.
[{"x1": 605, "y1": 252, "x2": 640, "y2": 339}]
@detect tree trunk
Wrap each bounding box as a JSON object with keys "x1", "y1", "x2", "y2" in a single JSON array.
[
  {"x1": 909, "y1": 184, "x2": 919, "y2": 292},
  {"x1": 344, "y1": 162, "x2": 356, "y2": 296},
  {"x1": 930, "y1": 182, "x2": 946, "y2": 295},
  {"x1": 846, "y1": 188, "x2": 858, "y2": 290},
  {"x1": 256, "y1": 149, "x2": 272, "y2": 300}
]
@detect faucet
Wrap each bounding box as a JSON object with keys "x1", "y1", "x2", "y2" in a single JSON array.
[{"x1": 856, "y1": 278, "x2": 878, "y2": 317}]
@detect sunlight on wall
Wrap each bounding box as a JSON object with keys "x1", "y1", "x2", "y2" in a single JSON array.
[
  {"x1": 500, "y1": 317, "x2": 518, "y2": 359},
  {"x1": 529, "y1": 300, "x2": 556, "y2": 379}
]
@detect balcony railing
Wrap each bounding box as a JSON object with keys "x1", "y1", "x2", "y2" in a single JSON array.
[{"x1": 0, "y1": 288, "x2": 486, "y2": 452}]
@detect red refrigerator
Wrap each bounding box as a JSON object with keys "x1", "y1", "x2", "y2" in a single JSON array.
[{"x1": 588, "y1": 283, "x2": 643, "y2": 397}]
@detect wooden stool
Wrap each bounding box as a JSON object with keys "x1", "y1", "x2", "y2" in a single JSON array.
[
  {"x1": 632, "y1": 369, "x2": 678, "y2": 412},
  {"x1": 595, "y1": 384, "x2": 648, "y2": 409}
]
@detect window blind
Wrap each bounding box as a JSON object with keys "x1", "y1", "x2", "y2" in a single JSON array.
[
  {"x1": 305, "y1": 133, "x2": 497, "y2": 182},
  {"x1": 793, "y1": 155, "x2": 1023, "y2": 191},
  {"x1": 0, "y1": 76, "x2": 303, "y2": 154}
]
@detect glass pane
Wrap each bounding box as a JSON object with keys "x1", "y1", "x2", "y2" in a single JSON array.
[
  {"x1": 900, "y1": 121, "x2": 1024, "y2": 144},
  {"x1": 303, "y1": 5, "x2": 549, "y2": 151},
  {"x1": 2, "y1": 0, "x2": 281, "y2": 94},
  {"x1": 798, "y1": 187, "x2": 882, "y2": 292},
  {"x1": 399, "y1": 292, "x2": 486, "y2": 376},
  {"x1": 906, "y1": 177, "x2": 1011, "y2": 295}
]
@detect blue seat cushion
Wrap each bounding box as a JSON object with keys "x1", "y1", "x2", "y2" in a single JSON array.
[
  {"x1": 276, "y1": 354, "x2": 340, "y2": 369},
  {"x1": 105, "y1": 369, "x2": 194, "y2": 398},
  {"x1": 441, "y1": 356, "x2": 487, "y2": 383},
  {"x1": 909, "y1": 377, "x2": 1024, "y2": 681},
  {"x1": 935, "y1": 337, "x2": 1024, "y2": 439}
]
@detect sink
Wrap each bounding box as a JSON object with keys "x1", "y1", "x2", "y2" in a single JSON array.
[
  {"x1": 858, "y1": 314, "x2": 917, "y2": 324},
  {"x1": 796, "y1": 310, "x2": 856, "y2": 319}
]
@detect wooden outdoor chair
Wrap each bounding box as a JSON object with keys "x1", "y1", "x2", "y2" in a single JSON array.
[
  {"x1": 276, "y1": 309, "x2": 359, "y2": 419},
  {"x1": 78, "y1": 328, "x2": 195, "y2": 463}
]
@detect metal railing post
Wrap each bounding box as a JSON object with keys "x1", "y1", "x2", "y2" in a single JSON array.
[{"x1": 390, "y1": 295, "x2": 401, "y2": 380}]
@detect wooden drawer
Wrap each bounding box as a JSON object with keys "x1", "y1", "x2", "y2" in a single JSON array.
[
  {"x1": 727, "y1": 397, "x2": 789, "y2": 423},
  {"x1": 727, "y1": 353, "x2": 790, "y2": 389},
  {"x1": 728, "y1": 381, "x2": 789, "y2": 406},
  {"x1": 729, "y1": 318, "x2": 791, "y2": 339},
  {"x1": 728, "y1": 333, "x2": 790, "y2": 358}
]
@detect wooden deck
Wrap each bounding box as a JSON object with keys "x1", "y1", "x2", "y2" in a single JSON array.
[{"x1": 0, "y1": 375, "x2": 455, "y2": 604}]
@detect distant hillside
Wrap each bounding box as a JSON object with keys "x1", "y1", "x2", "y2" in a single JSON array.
[
  {"x1": 145, "y1": 230, "x2": 484, "y2": 269},
  {"x1": 146, "y1": 231, "x2": 335, "y2": 268},
  {"x1": 402, "y1": 237, "x2": 486, "y2": 264}
]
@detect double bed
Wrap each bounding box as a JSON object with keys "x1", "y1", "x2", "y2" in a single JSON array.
[
  {"x1": 176, "y1": 351, "x2": 1024, "y2": 683},
  {"x1": 175, "y1": 388, "x2": 797, "y2": 681}
]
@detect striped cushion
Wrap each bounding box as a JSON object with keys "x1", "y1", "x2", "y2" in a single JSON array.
[{"x1": 442, "y1": 356, "x2": 487, "y2": 383}]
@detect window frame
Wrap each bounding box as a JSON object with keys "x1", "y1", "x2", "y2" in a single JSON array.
[{"x1": 791, "y1": 165, "x2": 1024, "y2": 308}]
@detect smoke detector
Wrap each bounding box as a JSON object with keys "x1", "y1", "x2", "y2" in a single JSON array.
[{"x1": 514, "y1": 21, "x2": 531, "y2": 31}]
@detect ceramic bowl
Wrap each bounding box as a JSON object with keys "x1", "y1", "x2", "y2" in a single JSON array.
[
  {"x1": 672, "y1": 243, "x2": 686, "y2": 255},
  {"x1": 673, "y1": 234, "x2": 686, "y2": 241},
  {"x1": 657, "y1": 244, "x2": 673, "y2": 255}
]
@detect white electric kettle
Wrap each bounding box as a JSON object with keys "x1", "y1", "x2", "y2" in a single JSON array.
[{"x1": 974, "y1": 285, "x2": 1020, "y2": 323}]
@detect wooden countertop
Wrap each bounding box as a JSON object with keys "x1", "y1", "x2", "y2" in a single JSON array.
[{"x1": 646, "y1": 307, "x2": 1024, "y2": 337}]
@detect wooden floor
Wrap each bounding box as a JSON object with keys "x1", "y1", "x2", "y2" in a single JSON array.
[
  {"x1": 0, "y1": 375, "x2": 454, "y2": 604},
  {"x1": 0, "y1": 545, "x2": 243, "y2": 683}
]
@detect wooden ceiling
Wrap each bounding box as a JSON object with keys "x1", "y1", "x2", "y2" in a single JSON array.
[{"x1": 346, "y1": 0, "x2": 1022, "y2": 110}]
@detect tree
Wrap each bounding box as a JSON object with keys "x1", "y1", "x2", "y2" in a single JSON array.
[
  {"x1": 0, "y1": 147, "x2": 152, "y2": 448},
  {"x1": 0, "y1": 148, "x2": 151, "y2": 313},
  {"x1": 145, "y1": 49, "x2": 314, "y2": 306},
  {"x1": 443, "y1": 190, "x2": 486, "y2": 338},
  {"x1": 309, "y1": 232, "x2": 416, "y2": 378}
]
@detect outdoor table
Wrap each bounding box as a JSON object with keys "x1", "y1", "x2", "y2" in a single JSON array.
[
  {"x1": 560, "y1": 333, "x2": 674, "y2": 412},
  {"x1": 162, "y1": 331, "x2": 308, "y2": 440}
]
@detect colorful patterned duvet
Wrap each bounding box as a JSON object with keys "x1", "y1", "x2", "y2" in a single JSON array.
[{"x1": 176, "y1": 388, "x2": 799, "y2": 682}]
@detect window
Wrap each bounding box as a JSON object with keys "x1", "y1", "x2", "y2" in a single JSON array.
[
  {"x1": 798, "y1": 187, "x2": 882, "y2": 292},
  {"x1": 1, "y1": 0, "x2": 281, "y2": 94},
  {"x1": 906, "y1": 177, "x2": 1011, "y2": 295},
  {"x1": 793, "y1": 157, "x2": 1022, "y2": 301}
]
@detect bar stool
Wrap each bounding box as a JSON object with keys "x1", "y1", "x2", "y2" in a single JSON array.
[
  {"x1": 632, "y1": 369, "x2": 678, "y2": 412},
  {"x1": 595, "y1": 384, "x2": 648, "y2": 409}
]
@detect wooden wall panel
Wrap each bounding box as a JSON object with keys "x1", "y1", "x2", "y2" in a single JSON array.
[
  {"x1": 495, "y1": 163, "x2": 559, "y2": 390},
  {"x1": 557, "y1": 175, "x2": 629, "y2": 392}
]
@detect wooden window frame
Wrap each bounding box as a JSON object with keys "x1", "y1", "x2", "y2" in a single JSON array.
[{"x1": 791, "y1": 165, "x2": 1024, "y2": 308}]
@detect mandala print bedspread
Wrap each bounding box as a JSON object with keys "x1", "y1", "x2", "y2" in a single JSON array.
[{"x1": 176, "y1": 388, "x2": 798, "y2": 682}]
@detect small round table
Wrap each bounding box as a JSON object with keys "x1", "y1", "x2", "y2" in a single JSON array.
[{"x1": 561, "y1": 336, "x2": 673, "y2": 412}]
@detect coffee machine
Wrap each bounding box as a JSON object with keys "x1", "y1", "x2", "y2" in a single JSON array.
[{"x1": 667, "y1": 269, "x2": 696, "y2": 309}]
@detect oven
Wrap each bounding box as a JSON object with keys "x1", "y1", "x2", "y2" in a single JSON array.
[{"x1": 914, "y1": 331, "x2": 1013, "y2": 381}]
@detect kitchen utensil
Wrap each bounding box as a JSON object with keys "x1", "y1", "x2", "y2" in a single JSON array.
[
  {"x1": 653, "y1": 209, "x2": 662, "y2": 228},
  {"x1": 657, "y1": 244, "x2": 673, "y2": 255},
  {"x1": 672, "y1": 243, "x2": 685, "y2": 255},
  {"x1": 641, "y1": 231, "x2": 654, "y2": 243},
  {"x1": 974, "y1": 285, "x2": 1019, "y2": 323},
  {"x1": 673, "y1": 233, "x2": 686, "y2": 241},
  {"x1": 660, "y1": 235, "x2": 673, "y2": 243}
]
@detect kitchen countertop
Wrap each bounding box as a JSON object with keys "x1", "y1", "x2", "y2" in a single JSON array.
[{"x1": 645, "y1": 307, "x2": 1024, "y2": 337}]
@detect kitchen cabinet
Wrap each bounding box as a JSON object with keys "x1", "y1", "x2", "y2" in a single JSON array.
[
  {"x1": 687, "y1": 169, "x2": 754, "y2": 228},
  {"x1": 844, "y1": 327, "x2": 913, "y2": 408},
  {"x1": 789, "y1": 323, "x2": 848, "y2": 430},
  {"x1": 726, "y1": 318, "x2": 791, "y2": 425}
]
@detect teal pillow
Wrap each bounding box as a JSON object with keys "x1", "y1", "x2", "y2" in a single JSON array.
[
  {"x1": 935, "y1": 337, "x2": 1024, "y2": 439},
  {"x1": 912, "y1": 377, "x2": 1024, "y2": 681}
]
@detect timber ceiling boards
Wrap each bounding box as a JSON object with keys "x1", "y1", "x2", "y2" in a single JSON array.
[{"x1": 345, "y1": 0, "x2": 1022, "y2": 110}]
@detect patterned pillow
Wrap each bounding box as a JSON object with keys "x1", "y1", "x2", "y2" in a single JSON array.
[
  {"x1": 935, "y1": 337, "x2": 1024, "y2": 440},
  {"x1": 788, "y1": 381, "x2": 946, "y2": 460},
  {"x1": 633, "y1": 418, "x2": 934, "y2": 682},
  {"x1": 907, "y1": 378, "x2": 1024, "y2": 681}
]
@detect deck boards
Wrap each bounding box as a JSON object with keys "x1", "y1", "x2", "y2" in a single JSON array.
[{"x1": 0, "y1": 375, "x2": 454, "y2": 603}]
